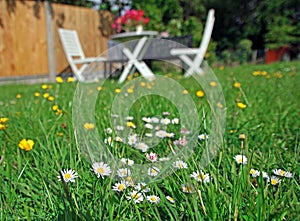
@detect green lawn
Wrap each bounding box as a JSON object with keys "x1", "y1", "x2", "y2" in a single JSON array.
[{"x1": 0, "y1": 61, "x2": 299, "y2": 220}]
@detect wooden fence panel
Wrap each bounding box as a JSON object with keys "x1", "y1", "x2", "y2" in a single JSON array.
[{"x1": 0, "y1": 0, "x2": 113, "y2": 79}]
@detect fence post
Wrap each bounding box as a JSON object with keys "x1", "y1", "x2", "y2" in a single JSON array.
[{"x1": 45, "y1": 1, "x2": 56, "y2": 82}]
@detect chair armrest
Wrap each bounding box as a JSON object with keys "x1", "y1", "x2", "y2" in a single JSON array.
[
  {"x1": 73, "y1": 57, "x2": 106, "y2": 64},
  {"x1": 170, "y1": 48, "x2": 200, "y2": 56}
]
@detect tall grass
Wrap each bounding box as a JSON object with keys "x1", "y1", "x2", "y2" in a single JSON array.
[{"x1": 0, "y1": 61, "x2": 299, "y2": 220}]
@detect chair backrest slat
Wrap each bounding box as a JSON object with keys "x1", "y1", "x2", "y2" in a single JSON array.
[{"x1": 58, "y1": 29, "x2": 85, "y2": 58}]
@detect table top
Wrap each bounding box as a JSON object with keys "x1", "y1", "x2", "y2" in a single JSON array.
[{"x1": 110, "y1": 31, "x2": 159, "y2": 42}]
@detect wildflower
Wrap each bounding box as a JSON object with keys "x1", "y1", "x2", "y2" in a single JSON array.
[
  {"x1": 198, "y1": 134, "x2": 209, "y2": 140},
  {"x1": 148, "y1": 166, "x2": 160, "y2": 176},
  {"x1": 52, "y1": 105, "x2": 59, "y2": 111},
  {"x1": 172, "y1": 118, "x2": 179, "y2": 124},
  {"x1": 112, "y1": 181, "x2": 127, "y2": 192},
  {"x1": 190, "y1": 171, "x2": 210, "y2": 183},
  {"x1": 115, "y1": 88, "x2": 121, "y2": 93},
  {"x1": 57, "y1": 169, "x2": 78, "y2": 183},
  {"x1": 0, "y1": 118, "x2": 8, "y2": 123},
  {"x1": 0, "y1": 123, "x2": 7, "y2": 130},
  {"x1": 270, "y1": 176, "x2": 281, "y2": 186},
  {"x1": 128, "y1": 134, "x2": 138, "y2": 145},
  {"x1": 151, "y1": 117, "x2": 160, "y2": 123},
  {"x1": 120, "y1": 158, "x2": 134, "y2": 166},
  {"x1": 250, "y1": 169, "x2": 260, "y2": 177},
  {"x1": 127, "y1": 88, "x2": 134, "y2": 93},
  {"x1": 237, "y1": 102, "x2": 247, "y2": 109},
  {"x1": 41, "y1": 84, "x2": 48, "y2": 90},
  {"x1": 91, "y1": 162, "x2": 112, "y2": 178},
  {"x1": 43, "y1": 93, "x2": 50, "y2": 99},
  {"x1": 180, "y1": 128, "x2": 190, "y2": 135},
  {"x1": 67, "y1": 77, "x2": 74, "y2": 82},
  {"x1": 34, "y1": 92, "x2": 40, "y2": 97},
  {"x1": 126, "y1": 191, "x2": 144, "y2": 203},
  {"x1": 173, "y1": 137, "x2": 188, "y2": 147},
  {"x1": 105, "y1": 128, "x2": 113, "y2": 134},
  {"x1": 135, "y1": 142, "x2": 149, "y2": 152},
  {"x1": 126, "y1": 116, "x2": 134, "y2": 121},
  {"x1": 145, "y1": 133, "x2": 153, "y2": 138},
  {"x1": 144, "y1": 123, "x2": 153, "y2": 129},
  {"x1": 147, "y1": 195, "x2": 160, "y2": 204},
  {"x1": 166, "y1": 196, "x2": 175, "y2": 203},
  {"x1": 155, "y1": 130, "x2": 167, "y2": 138},
  {"x1": 135, "y1": 182, "x2": 150, "y2": 193},
  {"x1": 234, "y1": 154, "x2": 247, "y2": 165},
  {"x1": 146, "y1": 152, "x2": 158, "y2": 162},
  {"x1": 182, "y1": 183, "x2": 195, "y2": 193},
  {"x1": 166, "y1": 132, "x2": 175, "y2": 138},
  {"x1": 173, "y1": 160, "x2": 188, "y2": 169},
  {"x1": 140, "y1": 82, "x2": 146, "y2": 87},
  {"x1": 210, "y1": 81, "x2": 217, "y2": 87},
  {"x1": 116, "y1": 125, "x2": 124, "y2": 131},
  {"x1": 142, "y1": 117, "x2": 152, "y2": 123},
  {"x1": 196, "y1": 90, "x2": 205, "y2": 97},
  {"x1": 159, "y1": 157, "x2": 170, "y2": 162},
  {"x1": 234, "y1": 82, "x2": 241, "y2": 88},
  {"x1": 115, "y1": 136, "x2": 124, "y2": 142},
  {"x1": 18, "y1": 139, "x2": 34, "y2": 151},
  {"x1": 160, "y1": 118, "x2": 171, "y2": 125},
  {"x1": 56, "y1": 76, "x2": 64, "y2": 83},
  {"x1": 48, "y1": 96, "x2": 55, "y2": 101},
  {"x1": 182, "y1": 90, "x2": 189, "y2": 94},
  {"x1": 239, "y1": 134, "x2": 246, "y2": 140},
  {"x1": 272, "y1": 169, "x2": 292, "y2": 178},
  {"x1": 16, "y1": 94, "x2": 22, "y2": 99},
  {"x1": 262, "y1": 171, "x2": 269, "y2": 180},
  {"x1": 84, "y1": 123, "x2": 95, "y2": 130},
  {"x1": 126, "y1": 121, "x2": 136, "y2": 129},
  {"x1": 117, "y1": 168, "x2": 131, "y2": 178},
  {"x1": 104, "y1": 137, "x2": 113, "y2": 146},
  {"x1": 162, "y1": 112, "x2": 170, "y2": 116},
  {"x1": 97, "y1": 86, "x2": 103, "y2": 91}
]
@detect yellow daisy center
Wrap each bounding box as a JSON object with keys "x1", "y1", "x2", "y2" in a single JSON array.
[
  {"x1": 150, "y1": 197, "x2": 156, "y2": 202},
  {"x1": 97, "y1": 168, "x2": 104, "y2": 174},
  {"x1": 118, "y1": 184, "x2": 125, "y2": 190},
  {"x1": 271, "y1": 179, "x2": 277, "y2": 185},
  {"x1": 64, "y1": 173, "x2": 71, "y2": 179}
]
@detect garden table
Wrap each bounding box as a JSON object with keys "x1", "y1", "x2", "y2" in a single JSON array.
[{"x1": 109, "y1": 31, "x2": 158, "y2": 83}]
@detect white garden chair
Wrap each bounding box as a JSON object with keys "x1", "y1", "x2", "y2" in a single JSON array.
[
  {"x1": 58, "y1": 28, "x2": 107, "y2": 81},
  {"x1": 170, "y1": 9, "x2": 215, "y2": 77}
]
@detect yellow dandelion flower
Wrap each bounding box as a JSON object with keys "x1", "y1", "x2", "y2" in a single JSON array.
[
  {"x1": 126, "y1": 121, "x2": 136, "y2": 128},
  {"x1": 43, "y1": 93, "x2": 50, "y2": 99},
  {"x1": 41, "y1": 84, "x2": 48, "y2": 90},
  {"x1": 127, "y1": 88, "x2": 134, "y2": 93},
  {"x1": 52, "y1": 105, "x2": 59, "y2": 111},
  {"x1": 19, "y1": 139, "x2": 34, "y2": 151},
  {"x1": 57, "y1": 132, "x2": 63, "y2": 137},
  {"x1": 34, "y1": 92, "x2": 40, "y2": 97},
  {"x1": 237, "y1": 102, "x2": 247, "y2": 109},
  {"x1": 16, "y1": 94, "x2": 22, "y2": 99},
  {"x1": 0, "y1": 118, "x2": 9, "y2": 123},
  {"x1": 97, "y1": 86, "x2": 103, "y2": 91},
  {"x1": 230, "y1": 129, "x2": 237, "y2": 133},
  {"x1": 217, "y1": 102, "x2": 224, "y2": 109},
  {"x1": 67, "y1": 77, "x2": 74, "y2": 82},
  {"x1": 84, "y1": 123, "x2": 95, "y2": 130},
  {"x1": 219, "y1": 66, "x2": 224, "y2": 70},
  {"x1": 210, "y1": 81, "x2": 217, "y2": 87},
  {"x1": 56, "y1": 109, "x2": 63, "y2": 115},
  {"x1": 48, "y1": 96, "x2": 55, "y2": 101},
  {"x1": 261, "y1": 71, "x2": 267, "y2": 76},
  {"x1": 0, "y1": 124, "x2": 7, "y2": 130},
  {"x1": 133, "y1": 72, "x2": 139, "y2": 77},
  {"x1": 127, "y1": 75, "x2": 133, "y2": 80},
  {"x1": 115, "y1": 88, "x2": 121, "y2": 93},
  {"x1": 234, "y1": 82, "x2": 241, "y2": 88},
  {"x1": 183, "y1": 90, "x2": 189, "y2": 94},
  {"x1": 196, "y1": 90, "x2": 204, "y2": 97},
  {"x1": 56, "y1": 77, "x2": 64, "y2": 83},
  {"x1": 140, "y1": 82, "x2": 146, "y2": 87}
]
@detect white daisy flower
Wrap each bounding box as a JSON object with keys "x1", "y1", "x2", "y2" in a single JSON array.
[
  {"x1": 126, "y1": 191, "x2": 144, "y2": 203},
  {"x1": 117, "y1": 168, "x2": 131, "y2": 178},
  {"x1": 142, "y1": 117, "x2": 152, "y2": 123},
  {"x1": 147, "y1": 195, "x2": 160, "y2": 204},
  {"x1": 120, "y1": 158, "x2": 134, "y2": 166},
  {"x1": 159, "y1": 157, "x2": 170, "y2": 162},
  {"x1": 272, "y1": 169, "x2": 293, "y2": 178},
  {"x1": 111, "y1": 114, "x2": 119, "y2": 118},
  {"x1": 262, "y1": 171, "x2": 269, "y2": 180},
  {"x1": 173, "y1": 160, "x2": 188, "y2": 169},
  {"x1": 146, "y1": 152, "x2": 158, "y2": 162},
  {"x1": 166, "y1": 132, "x2": 175, "y2": 138},
  {"x1": 145, "y1": 133, "x2": 153, "y2": 137},
  {"x1": 91, "y1": 162, "x2": 112, "y2": 179},
  {"x1": 115, "y1": 136, "x2": 124, "y2": 142},
  {"x1": 160, "y1": 118, "x2": 171, "y2": 125},
  {"x1": 155, "y1": 130, "x2": 167, "y2": 138},
  {"x1": 126, "y1": 116, "x2": 134, "y2": 121},
  {"x1": 270, "y1": 176, "x2": 281, "y2": 185},
  {"x1": 182, "y1": 183, "x2": 195, "y2": 193},
  {"x1": 151, "y1": 117, "x2": 160, "y2": 123},
  {"x1": 148, "y1": 166, "x2": 160, "y2": 176},
  {"x1": 105, "y1": 128, "x2": 113, "y2": 134},
  {"x1": 57, "y1": 169, "x2": 78, "y2": 183},
  {"x1": 112, "y1": 181, "x2": 127, "y2": 192},
  {"x1": 173, "y1": 137, "x2": 188, "y2": 146},
  {"x1": 144, "y1": 123, "x2": 154, "y2": 129},
  {"x1": 104, "y1": 137, "x2": 113, "y2": 147},
  {"x1": 162, "y1": 112, "x2": 170, "y2": 116},
  {"x1": 234, "y1": 154, "x2": 248, "y2": 164},
  {"x1": 116, "y1": 125, "x2": 124, "y2": 131},
  {"x1": 128, "y1": 134, "x2": 138, "y2": 145},
  {"x1": 134, "y1": 182, "x2": 150, "y2": 193},
  {"x1": 250, "y1": 169, "x2": 260, "y2": 177},
  {"x1": 190, "y1": 171, "x2": 210, "y2": 183},
  {"x1": 135, "y1": 142, "x2": 149, "y2": 152},
  {"x1": 172, "y1": 118, "x2": 179, "y2": 124},
  {"x1": 166, "y1": 196, "x2": 175, "y2": 203},
  {"x1": 198, "y1": 133, "x2": 209, "y2": 140}
]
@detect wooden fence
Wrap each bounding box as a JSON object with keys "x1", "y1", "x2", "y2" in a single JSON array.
[{"x1": 0, "y1": 0, "x2": 113, "y2": 81}]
